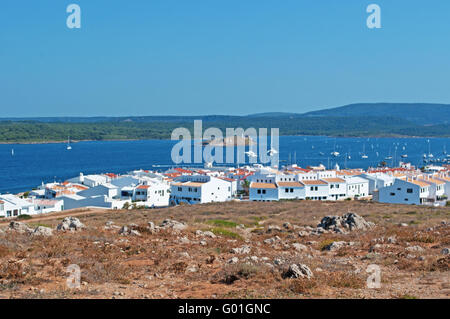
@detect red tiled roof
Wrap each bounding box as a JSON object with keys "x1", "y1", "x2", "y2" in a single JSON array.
[{"x1": 174, "y1": 168, "x2": 193, "y2": 174}]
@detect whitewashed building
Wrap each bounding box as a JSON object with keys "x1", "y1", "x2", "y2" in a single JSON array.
[
  {"x1": 170, "y1": 175, "x2": 233, "y2": 205},
  {"x1": 378, "y1": 178, "x2": 431, "y2": 205},
  {"x1": 345, "y1": 176, "x2": 370, "y2": 198},
  {"x1": 249, "y1": 182, "x2": 278, "y2": 201},
  {"x1": 322, "y1": 178, "x2": 347, "y2": 200},
  {"x1": 0, "y1": 194, "x2": 36, "y2": 217}
]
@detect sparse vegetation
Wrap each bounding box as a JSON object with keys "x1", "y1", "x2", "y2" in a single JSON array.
[{"x1": 0, "y1": 200, "x2": 447, "y2": 299}]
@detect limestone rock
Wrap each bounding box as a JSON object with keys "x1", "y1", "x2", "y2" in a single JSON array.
[
  {"x1": 32, "y1": 226, "x2": 53, "y2": 237},
  {"x1": 8, "y1": 221, "x2": 33, "y2": 234},
  {"x1": 57, "y1": 217, "x2": 85, "y2": 231},
  {"x1": 283, "y1": 264, "x2": 313, "y2": 279}
]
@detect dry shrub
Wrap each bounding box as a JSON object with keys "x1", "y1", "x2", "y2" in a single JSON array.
[
  {"x1": 81, "y1": 260, "x2": 131, "y2": 284},
  {"x1": 320, "y1": 271, "x2": 364, "y2": 289},
  {"x1": 289, "y1": 277, "x2": 318, "y2": 294},
  {"x1": 429, "y1": 256, "x2": 449, "y2": 272},
  {"x1": 212, "y1": 262, "x2": 263, "y2": 285},
  {"x1": 0, "y1": 245, "x2": 10, "y2": 258},
  {"x1": 171, "y1": 261, "x2": 187, "y2": 274}
]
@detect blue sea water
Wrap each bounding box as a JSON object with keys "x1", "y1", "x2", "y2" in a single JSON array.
[{"x1": 0, "y1": 136, "x2": 449, "y2": 194}]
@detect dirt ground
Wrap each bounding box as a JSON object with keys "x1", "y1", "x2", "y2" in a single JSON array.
[{"x1": 0, "y1": 200, "x2": 448, "y2": 299}]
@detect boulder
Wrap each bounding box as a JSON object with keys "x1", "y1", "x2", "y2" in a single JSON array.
[
  {"x1": 57, "y1": 217, "x2": 85, "y2": 231},
  {"x1": 159, "y1": 219, "x2": 187, "y2": 231},
  {"x1": 405, "y1": 245, "x2": 424, "y2": 252},
  {"x1": 441, "y1": 248, "x2": 449, "y2": 255},
  {"x1": 195, "y1": 230, "x2": 216, "y2": 238},
  {"x1": 298, "y1": 231, "x2": 310, "y2": 237},
  {"x1": 323, "y1": 241, "x2": 354, "y2": 251},
  {"x1": 263, "y1": 236, "x2": 281, "y2": 245},
  {"x1": 318, "y1": 212, "x2": 373, "y2": 232},
  {"x1": 292, "y1": 243, "x2": 308, "y2": 252},
  {"x1": 266, "y1": 225, "x2": 282, "y2": 233},
  {"x1": 228, "y1": 257, "x2": 239, "y2": 264},
  {"x1": 230, "y1": 245, "x2": 251, "y2": 254},
  {"x1": 283, "y1": 222, "x2": 293, "y2": 230},
  {"x1": 8, "y1": 221, "x2": 33, "y2": 234},
  {"x1": 283, "y1": 264, "x2": 313, "y2": 279},
  {"x1": 32, "y1": 226, "x2": 53, "y2": 237},
  {"x1": 119, "y1": 226, "x2": 141, "y2": 236}
]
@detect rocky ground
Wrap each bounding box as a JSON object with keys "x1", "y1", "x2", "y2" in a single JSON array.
[{"x1": 0, "y1": 200, "x2": 448, "y2": 299}]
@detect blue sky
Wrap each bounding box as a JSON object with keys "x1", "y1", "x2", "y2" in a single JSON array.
[{"x1": 1, "y1": 0, "x2": 450, "y2": 117}]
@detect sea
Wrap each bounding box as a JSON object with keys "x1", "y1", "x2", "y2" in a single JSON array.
[{"x1": 0, "y1": 136, "x2": 449, "y2": 194}]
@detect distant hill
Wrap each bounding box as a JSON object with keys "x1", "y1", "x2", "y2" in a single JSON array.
[
  {"x1": 301, "y1": 103, "x2": 450, "y2": 125},
  {"x1": 0, "y1": 103, "x2": 449, "y2": 142}
]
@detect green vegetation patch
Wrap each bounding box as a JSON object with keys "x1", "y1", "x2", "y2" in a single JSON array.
[
  {"x1": 210, "y1": 227, "x2": 242, "y2": 240},
  {"x1": 207, "y1": 219, "x2": 238, "y2": 228}
]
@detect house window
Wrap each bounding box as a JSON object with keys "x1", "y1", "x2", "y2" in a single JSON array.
[
  {"x1": 390, "y1": 193, "x2": 395, "y2": 196},
  {"x1": 257, "y1": 189, "x2": 261, "y2": 194},
  {"x1": 310, "y1": 187, "x2": 314, "y2": 191},
  {"x1": 407, "y1": 188, "x2": 413, "y2": 193},
  {"x1": 262, "y1": 190, "x2": 266, "y2": 194},
  {"x1": 285, "y1": 188, "x2": 289, "y2": 193},
  {"x1": 314, "y1": 187, "x2": 318, "y2": 191},
  {"x1": 290, "y1": 188, "x2": 293, "y2": 193}
]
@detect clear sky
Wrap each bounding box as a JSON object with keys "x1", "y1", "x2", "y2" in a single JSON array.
[{"x1": 1, "y1": 0, "x2": 450, "y2": 117}]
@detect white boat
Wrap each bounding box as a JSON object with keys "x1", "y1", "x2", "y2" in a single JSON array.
[
  {"x1": 67, "y1": 137, "x2": 72, "y2": 150},
  {"x1": 361, "y1": 144, "x2": 368, "y2": 159},
  {"x1": 11, "y1": 149, "x2": 14, "y2": 156},
  {"x1": 401, "y1": 154, "x2": 408, "y2": 158},
  {"x1": 245, "y1": 151, "x2": 257, "y2": 158},
  {"x1": 331, "y1": 151, "x2": 340, "y2": 157}
]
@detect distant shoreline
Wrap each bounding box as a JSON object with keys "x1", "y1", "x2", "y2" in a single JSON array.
[{"x1": 0, "y1": 134, "x2": 444, "y2": 145}]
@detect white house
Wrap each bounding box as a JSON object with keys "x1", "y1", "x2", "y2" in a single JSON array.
[
  {"x1": 133, "y1": 183, "x2": 170, "y2": 207},
  {"x1": 30, "y1": 199, "x2": 64, "y2": 214},
  {"x1": 67, "y1": 173, "x2": 111, "y2": 188},
  {"x1": 378, "y1": 178, "x2": 430, "y2": 205},
  {"x1": 249, "y1": 182, "x2": 278, "y2": 201},
  {"x1": 60, "y1": 194, "x2": 130, "y2": 210},
  {"x1": 170, "y1": 175, "x2": 233, "y2": 205},
  {"x1": 346, "y1": 176, "x2": 370, "y2": 198},
  {"x1": 322, "y1": 178, "x2": 347, "y2": 200},
  {"x1": 303, "y1": 180, "x2": 329, "y2": 200},
  {"x1": 277, "y1": 182, "x2": 305, "y2": 200},
  {"x1": 0, "y1": 194, "x2": 36, "y2": 217},
  {"x1": 360, "y1": 173, "x2": 395, "y2": 194},
  {"x1": 418, "y1": 176, "x2": 446, "y2": 205}
]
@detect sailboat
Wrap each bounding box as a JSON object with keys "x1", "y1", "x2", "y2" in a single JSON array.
[
  {"x1": 384, "y1": 148, "x2": 392, "y2": 160},
  {"x1": 427, "y1": 139, "x2": 433, "y2": 158},
  {"x1": 330, "y1": 139, "x2": 339, "y2": 157},
  {"x1": 11, "y1": 149, "x2": 14, "y2": 156},
  {"x1": 66, "y1": 137, "x2": 72, "y2": 150},
  {"x1": 361, "y1": 144, "x2": 368, "y2": 159}
]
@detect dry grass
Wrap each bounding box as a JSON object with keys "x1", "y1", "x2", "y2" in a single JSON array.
[{"x1": 0, "y1": 200, "x2": 448, "y2": 299}]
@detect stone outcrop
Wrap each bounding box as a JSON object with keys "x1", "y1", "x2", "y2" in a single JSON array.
[
  {"x1": 159, "y1": 219, "x2": 187, "y2": 231},
  {"x1": 8, "y1": 221, "x2": 33, "y2": 234},
  {"x1": 317, "y1": 213, "x2": 374, "y2": 233},
  {"x1": 32, "y1": 226, "x2": 53, "y2": 237},
  {"x1": 283, "y1": 264, "x2": 313, "y2": 279},
  {"x1": 57, "y1": 217, "x2": 85, "y2": 231}
]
